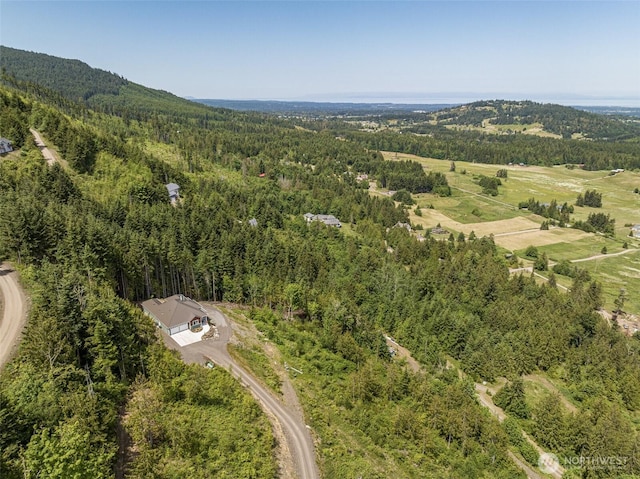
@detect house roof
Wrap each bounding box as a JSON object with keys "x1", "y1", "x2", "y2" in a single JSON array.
[
  {"x1": 248, "y1": 218, "x2": 258, "y2": 227},
  {"x1": 316, "y1": 214, "x2": 341, "y2": 226},
  {"x1": 141, "y1": 294, "x2": 206, "y2": 329},
  {"x1": 165, "y1": 183, "x2": 180, "y2": 195},
  {"x1": 304, "y1": 213, "x2": 341, "y2": 226}
]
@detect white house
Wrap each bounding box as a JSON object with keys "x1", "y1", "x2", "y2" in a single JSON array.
[
  {"x1": 141, "y1": 294, "x2": 209, "y2": 335},
  {"x1": 632, "y1": 225, "x2": 640, "y2": 238}
]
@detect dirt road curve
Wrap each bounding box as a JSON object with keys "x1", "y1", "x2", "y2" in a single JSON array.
[
  {"x1": 0, "y1": 263, "x2": 28, "y2": 370},
  {"x1": 166, "y1": 306, "x2": 319, "y2": 479},
  {"x1": 30, "y1": 128, "x2": 57, "y2": 165},
  {"x1": 571, "y1": 248, "x2": 638, "y2": 263}
]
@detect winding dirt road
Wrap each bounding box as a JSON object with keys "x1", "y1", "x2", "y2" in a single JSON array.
[
  {"x1": 164, "y1": 305, "x2": 319, "y2": 479},
  {"x1": 0, "y1": 263, "x2": 28, "y2": 370}
]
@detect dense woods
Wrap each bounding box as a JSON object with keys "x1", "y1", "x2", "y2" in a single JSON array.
[{"x1": 1, "y1": 48, "x2": 640, "y2": 478}]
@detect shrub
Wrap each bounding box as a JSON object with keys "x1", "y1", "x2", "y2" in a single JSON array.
[{"x1": 392, "y1": 189, "x2": 414, "y2": 205}]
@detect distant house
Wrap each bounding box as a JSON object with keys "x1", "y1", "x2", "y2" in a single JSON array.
[
  {"x1": 0, "y1": 138, "x2": 13, "y2": 154},
  {"x1": 632, "y1": 225, "x2": 640, "y2": 238},
  {"x1": 356, "y1": 173, "x2": 369, "y2": 181},
  {"x1": 304, "y1": 213, "x2": 342, "y2": 228},
  {"x1": 248, "y1": 218, "x2": 258, "y2": 227},
  {"x1": 141, "y1": 294, "x2": 209, "y2": 335},
  {"x1": 165, "y1": 183, "x2": 180, "y2": 204}
]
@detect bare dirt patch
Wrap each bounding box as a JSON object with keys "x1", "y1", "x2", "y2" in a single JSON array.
[
  {"x1": 410, "y1": 209, "x2": 541, "y2": 236},
  {"x1": 495, "y1": 229, "x2": 591, "y2": 251}
]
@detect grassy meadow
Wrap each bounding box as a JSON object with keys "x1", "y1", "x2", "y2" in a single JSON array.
[{"x1": 381, "y1": 152, "x2": 640, "y2": 314}]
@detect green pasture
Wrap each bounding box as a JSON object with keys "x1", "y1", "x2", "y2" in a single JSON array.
[
  {"x1": 414, "y1": 188, "x2": 523, "y2": 223},
  {"x1": 575, "y1": 250, "x2": 640, "y2": 314},
  {"x1": 527, "y1": 235, "x2": 630, "y2": 262},
  {"x1": 385, "y1": 152, "x2": 640, "y2": 235},
  {"x1": 384, "y1": 152, "x2": 640, "y2": 314}
]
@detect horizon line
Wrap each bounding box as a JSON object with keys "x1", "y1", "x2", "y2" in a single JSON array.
[{"x1": 190, "y1": 96, "x2": 640, "y2": 108}]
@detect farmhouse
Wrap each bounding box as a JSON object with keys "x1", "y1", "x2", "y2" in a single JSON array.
[
  {"x1": 304, "y1": 213, "x2": 342, "y2": 228},
  {"x1": 0, "y1": 138, "x2": 13, "y2": 154},
  {"x1": 632, "y1": 225, "x2": 640, "y2": 238},
  {"x1": 165, "y1": 182, "x2": 180, "y2": 204},
  {"x1": 141, "y1": 294, "x2": 209, "y2": 335}
]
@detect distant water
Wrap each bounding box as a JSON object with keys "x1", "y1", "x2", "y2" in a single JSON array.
[{"x1": 297, "y1": 93, "x2": 640, "y2": 108}]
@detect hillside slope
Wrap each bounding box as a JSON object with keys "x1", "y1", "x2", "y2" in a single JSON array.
[
  {"x1": 426, "y1": 99, "x2": 640, "y2": 140},
  {"x1": 1, "y1": 45, "x2": 219, "y2": 117},
  {"x1": 1, "y1": 47, "x2": 639, "y2": 479}
]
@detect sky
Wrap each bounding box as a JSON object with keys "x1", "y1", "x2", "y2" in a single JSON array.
[{"x1": 1, "y1": 1, "x2": 639, "y2": 105}]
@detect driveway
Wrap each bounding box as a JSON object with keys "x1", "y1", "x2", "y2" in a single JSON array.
[{"x1": 162, "y1": 303, "x2": 319, "y2": 479}]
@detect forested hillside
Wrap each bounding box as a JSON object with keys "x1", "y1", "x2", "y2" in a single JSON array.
[
  {"x1": 1, "y1": 48, "x2": 639, "y2": 478},
  {"x1": 284, "y1": 100, "x2": 640, "y2": 171},
  {"x1": 429, "y1": 100, "x2": 640, "y2": 140}
]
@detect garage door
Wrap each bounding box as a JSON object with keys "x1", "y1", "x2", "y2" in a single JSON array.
[{"x1": 171, "y1": 323, "x2": 189, "y2": 335}]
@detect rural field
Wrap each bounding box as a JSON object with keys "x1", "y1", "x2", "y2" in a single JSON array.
[{"x1": 381, "y1": 152, "x2": 640, "y2": 315}]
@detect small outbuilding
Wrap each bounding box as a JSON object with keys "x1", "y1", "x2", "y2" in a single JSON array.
[
  {"x1": 165, "y1": 183, "x2": 180, "y2": 204},
  {"x1": 141, "y1": 294, "x2": 209, "y2": 335},
  {"x1": 0, "y1": 138, "x2": 13, "y2": 154}
]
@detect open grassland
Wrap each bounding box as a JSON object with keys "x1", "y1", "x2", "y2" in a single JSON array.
[
  {"x1": 484, "y1": 121, "x2": 562, "y2": 139},
  {"x1": 530, "y1": 235, "x2": 632, "y2": 262},
  {"x1": 414, "y1": 188, "x2": 523, "y2": 223},
  {"x1": 496, "y1": 227, "x2": 592, "y2": 251},
  {"x1": 382, "y1": 152, "x2": 640, "y2": 313},
  {"x1": 572, "y1": 250, "x2": 640, "y2": 314},
  {"x1": 441, "y1": 121, "x2": 562, "y2": 138},
  {"x1": 523, "y1": 373, "x2": 578, "y2": 414},
  {"x1": 382, "y1": 151, "x2": 640, "y2": 239}
]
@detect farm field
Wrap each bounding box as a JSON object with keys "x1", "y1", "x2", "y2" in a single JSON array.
[
  {"x1": 382, "y1": 151, "x2": 640, "y2": 237},
  {"x1": 573, "y1": 250, "x2": 640, "y2": 314},
  {"x1": 530, "y1": 235, "x2": 631, "y2": 262},
  {"x1": 381, "y1": 152, "x2": 640, "y2": 314}
]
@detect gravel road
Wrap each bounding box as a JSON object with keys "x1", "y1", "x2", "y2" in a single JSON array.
[
  {"x1": 0, "y1": 263, "x2": 28, "y2": 370},
  {"x1": 163, "y1": 304, "x2": 320, "y2": 479}
]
